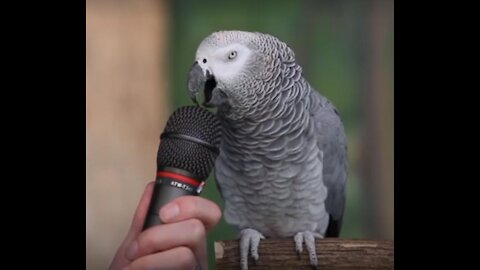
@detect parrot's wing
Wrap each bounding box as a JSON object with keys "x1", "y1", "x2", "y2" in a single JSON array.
[
  {"x1": 213, "y1": 167, "x2": 225, "y2": 202},
  {"x1": 309, "y1": 89, "x2": 348, "y2": 237}
]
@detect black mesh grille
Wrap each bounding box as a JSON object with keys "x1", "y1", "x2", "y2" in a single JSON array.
[{"x1": 157, "y1": 106, "x2": 221, "y2": 180}]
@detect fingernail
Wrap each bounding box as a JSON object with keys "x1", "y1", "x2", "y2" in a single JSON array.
[
  {"x1": 160, "y1": 203, "x2": 180, "y2": 222},
  {"x1": 125, "y1": 241, "x2": 138, "y2": 261}
]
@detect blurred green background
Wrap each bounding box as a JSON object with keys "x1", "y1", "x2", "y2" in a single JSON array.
[{"x1": 87, "y1": 0, "x2": 393, "y2": 269}]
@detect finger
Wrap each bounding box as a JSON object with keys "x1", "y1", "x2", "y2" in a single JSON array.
[
  {"x1": 109, "y1": 182, "x2": 155, "y2": 270},
  {"x1": 127, "y1": 181, "x2": 155, "y2": 238},
  {"x1": 159, "y1": 195, "x2": 221, "y2": 231},
  {"x1": 125, "y1": 246, "x2": 197, "y2": 270},
  {"x1": 129, "y1": 219, "x2": 208, "y2": 270}
]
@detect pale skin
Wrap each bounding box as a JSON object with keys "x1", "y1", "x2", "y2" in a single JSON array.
[{"x1": 109, "y1": 182, "x2": 222, "y2": 270}]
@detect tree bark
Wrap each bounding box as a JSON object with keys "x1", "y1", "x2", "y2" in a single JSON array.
[{"x1": 215, "y1": 238, "x2": 393, "y2": 269}]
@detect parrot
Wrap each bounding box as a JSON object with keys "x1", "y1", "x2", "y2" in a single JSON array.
[{"x1": 187, "y1": 31, "x2": 348, "y2": 270}]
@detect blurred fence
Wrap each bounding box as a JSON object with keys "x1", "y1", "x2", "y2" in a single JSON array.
[{"x1": 86, "y1": 0, "x2": 170, "y2": 269}]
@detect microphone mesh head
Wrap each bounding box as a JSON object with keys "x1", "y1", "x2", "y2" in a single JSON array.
[{"x1": 157, "y1": 106, "x2": 222, "y2": 180}]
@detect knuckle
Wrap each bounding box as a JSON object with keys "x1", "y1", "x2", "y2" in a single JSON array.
[
  {"x1": 187, "y1": 218, "x2": 206, "y2": 242},
  {"x1": 137, "y1": 232, "x2": 155, "y2": 254},
  {"x1": 211, "y1": 203, "x2": 222, "y2": 224},
  {"x1": 176, "y1": 246, "x2": 197, "y2": 269}
]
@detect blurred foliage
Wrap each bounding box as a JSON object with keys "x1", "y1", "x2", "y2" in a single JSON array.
[{"x1": 169, "y1": 0, "x2": 392, "y2": 268}]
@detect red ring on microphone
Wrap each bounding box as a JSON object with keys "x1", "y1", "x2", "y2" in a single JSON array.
[{"x1": 156, "y1": 171, "x2": 202, "y2": 187}]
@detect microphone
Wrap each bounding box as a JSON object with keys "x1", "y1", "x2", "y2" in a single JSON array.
[{"x1": 143, "y1": 106, "x2": 222, "y2": 230}]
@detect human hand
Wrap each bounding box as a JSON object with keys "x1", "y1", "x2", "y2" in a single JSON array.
[{"x1": 109, "y1": 181, "x2": 222, "y2": 270}]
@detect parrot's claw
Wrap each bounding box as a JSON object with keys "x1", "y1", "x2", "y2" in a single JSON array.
[
  {"x1": 294, "y1": 231, "x2": 323, "y2": 269},
  {"x1": 239, "y1": 228, "x2": 265, "y2": 270}
]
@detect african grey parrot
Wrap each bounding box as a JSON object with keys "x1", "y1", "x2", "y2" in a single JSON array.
[{"x1": 187, "y1": 31, "x2": 348, "y2": 270}]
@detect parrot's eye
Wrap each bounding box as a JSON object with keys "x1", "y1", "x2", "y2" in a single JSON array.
[{"x1": 228, "y1": 51, "x2": 237, "y2": 60}]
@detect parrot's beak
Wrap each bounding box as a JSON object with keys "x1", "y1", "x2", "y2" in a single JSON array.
[{"x1": 187, "y1": 61, "x2": 217, "y2": 107}]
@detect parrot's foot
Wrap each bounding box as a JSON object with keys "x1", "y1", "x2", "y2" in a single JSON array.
[
  {"x1": 294, "y1": 231, "x2": 323, "y2": 270},
  {"x1": 239, "y1": 228, "x2": 265, "y2": 270}
]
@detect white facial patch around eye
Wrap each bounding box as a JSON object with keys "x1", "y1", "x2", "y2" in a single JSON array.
[{"x1": 211, "y1": 45, "x2": 251, "y2": 81}]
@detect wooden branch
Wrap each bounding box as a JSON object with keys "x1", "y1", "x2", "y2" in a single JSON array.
[{"x1": 214, "y1": 238, "x2": 393, "y2": 270}]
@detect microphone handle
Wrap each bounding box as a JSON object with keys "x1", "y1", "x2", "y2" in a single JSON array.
[{"x1": 143, "y1": 175, "x2": 201, "y2": 230}]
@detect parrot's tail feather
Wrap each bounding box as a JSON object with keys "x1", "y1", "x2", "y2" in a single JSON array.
[{"x1": 325, "y1": 215, "x2": 341, "y2": 237}]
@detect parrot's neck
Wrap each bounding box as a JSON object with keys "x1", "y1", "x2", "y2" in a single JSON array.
[{"x1": 218, "y1": 77, "x2": 313, "y2": 141}]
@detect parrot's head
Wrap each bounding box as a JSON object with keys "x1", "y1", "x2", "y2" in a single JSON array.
[{"x1": 187, "y1": 30, "x2": 296, "y2": 120}]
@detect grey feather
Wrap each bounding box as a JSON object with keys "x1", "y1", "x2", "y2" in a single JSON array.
[
  {"x1": 192, "y1": 30, "x2": 348, "y2": 240},
  {"x1": 309, "y1": 90, "x2": 348, "y2": 235}
]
